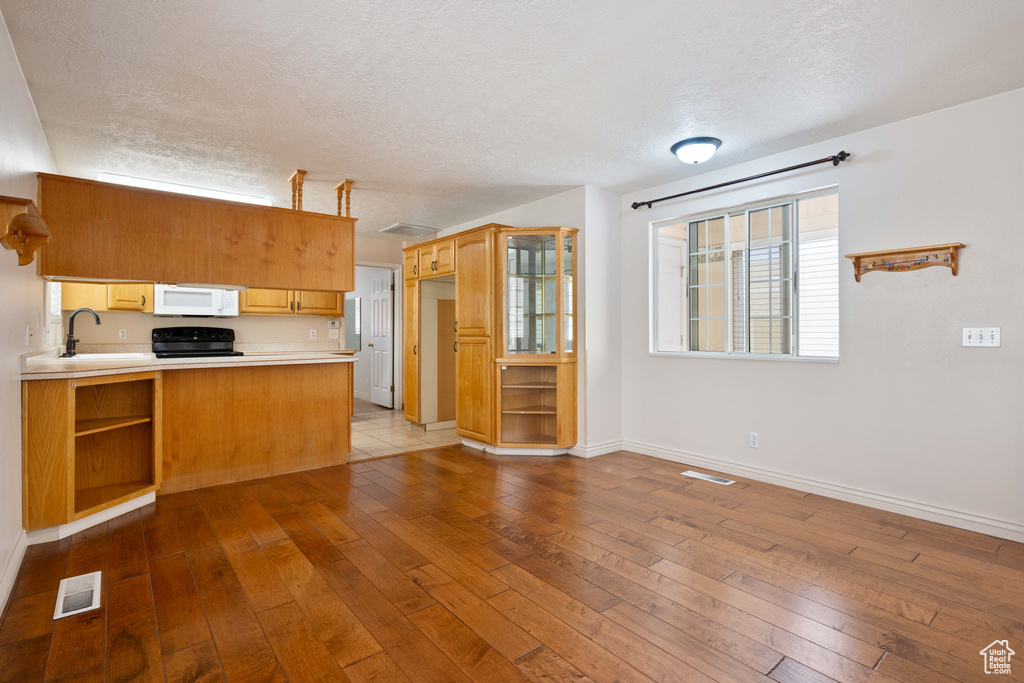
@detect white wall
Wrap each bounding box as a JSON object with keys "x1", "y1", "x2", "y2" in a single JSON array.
[
  {"x1": 355, "y1": 234, "x2": 406, "y2": 266},
  {"x1": 0, "y1": 8, "x2": 57, "y2": 609},
  {"x1": 620, "y1": 88, "x2": 1024, "y2": 540}
]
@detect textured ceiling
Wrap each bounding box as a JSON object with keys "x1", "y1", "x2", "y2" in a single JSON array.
[{"x1": 4, "y1": 0, "x2": 1024, "y2": 235}]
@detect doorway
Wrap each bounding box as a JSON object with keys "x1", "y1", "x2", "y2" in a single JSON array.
[
  {"x1": 419, "y1": 275, "x2": 457, "y2": 427},
  {"x1": 351, "y1": 265, "x2": 396, "y2": 408}
]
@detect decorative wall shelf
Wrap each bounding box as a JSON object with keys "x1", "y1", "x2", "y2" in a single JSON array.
[
  {"x1": 845, "y1": 243, "x2": 965, "y2": 282},
  {"x1": 1, "y1": 195, "x2": 52, "y2": 266}
]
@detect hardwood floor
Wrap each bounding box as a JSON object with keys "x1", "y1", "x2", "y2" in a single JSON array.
[{"x1": 1, "y1": 447, "x2": 1022, "y2": 682}]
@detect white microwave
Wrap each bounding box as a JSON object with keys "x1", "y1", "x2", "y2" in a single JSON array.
[{"x1": 153, "y1": 285, "x2": 239, "y2": 317}]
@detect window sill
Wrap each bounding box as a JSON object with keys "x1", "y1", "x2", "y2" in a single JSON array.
[{"x1": 647, "y1": 351, "x2": 839, "y2": 363}]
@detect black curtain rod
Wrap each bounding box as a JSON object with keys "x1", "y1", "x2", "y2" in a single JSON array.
[{"x1": 630, "y1": 151, "x2": 851, "y2": 210}]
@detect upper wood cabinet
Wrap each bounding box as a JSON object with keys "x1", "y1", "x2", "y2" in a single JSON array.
[
  {"x1": 107, "y1": 283, "x2": 150, "y2": 311},
  {"x1": 405, "y1": 237, "x2": 455, "y2": 280},
  {"x1": 240, "y1": 288, "x2": 343, "y2": 316},
  {"x1": 240, "y1": 288, "x2": 294, "y2": 315},
  {"x1": 36, "y1": 174, "x2": 355, "y2": 291},
  {"x1": 455, "y1": 231, "x2": 492, "y2": 338},
  {"x1": 296, "y1": 290, "x2": 344, "y2": 316},
  {"x1": 403, "y1": 249, "x2": 419, "y2": 280},
  {"x1": 62, "y1": 282, "x2": 154, "y2": 313}
]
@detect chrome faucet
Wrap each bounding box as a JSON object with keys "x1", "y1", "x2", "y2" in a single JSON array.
[{"x1": 61, "y1": 308, "x2": 101, "y2": 358}]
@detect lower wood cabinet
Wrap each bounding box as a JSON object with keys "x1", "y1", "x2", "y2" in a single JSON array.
[
  {"x1": 22, "y1": 371, "x2": 162, "y2": 530},
  {"x1": 497, "y1": 361, "x2": 576, "y2": 448},
  {"x1": 240, "y1": 288, "x2": 343, "y2": 316},
  {"x1": 159, "y1": 363, "x2": 350, "y2": 493},
  {"x1": 404, "y1": 279, "x2": 420, "y2": 423},
  {"x1": 454, "y1": 336, "x2": 493, "y2": 443}
]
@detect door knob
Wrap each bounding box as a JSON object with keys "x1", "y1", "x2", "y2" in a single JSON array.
[{"x1": 368, "y1": 342, "x2": 374, "y2": 347}]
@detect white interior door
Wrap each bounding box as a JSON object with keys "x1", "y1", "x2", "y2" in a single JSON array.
[{"x1": 369, "y1": 271, "x2": 394, "y2": 408}]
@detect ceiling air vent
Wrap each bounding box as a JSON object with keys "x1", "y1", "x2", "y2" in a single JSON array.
[
  {"x1": 681, "y1": 470, "x2": 735, "y2": 485},
  {"x1": 379, "y1": 223, "x2": 440, "y2": 238},
  {"x1": 54, "y1": 571, "x2": 102, "y2": 619}
]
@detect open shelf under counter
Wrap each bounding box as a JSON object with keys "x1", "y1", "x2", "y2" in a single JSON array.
[
  {"x1": 22, "y1": 369, "x2": 162, "y2": 532},
  {"x1": 75, "y1": 414, "x2": 152, "y2": 437},
  {"x1": 501, "y1": 405, "x2": 558, "y2": 415},
  {"x1": 75, "y1": 480, "x2": 158, "y2": 518}
]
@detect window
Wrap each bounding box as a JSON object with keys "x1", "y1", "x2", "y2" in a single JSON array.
[{"x1": 653, "y1": 191, "x2": 838, "y2": 358}]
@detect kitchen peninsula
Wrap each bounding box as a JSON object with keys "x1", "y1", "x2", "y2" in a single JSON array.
[
  {"x1": 21, "y1": 350, "x2": 356, "y2": 535},
  {"x1": 19, "y1": 172, "x2": 359, "y2": 538}
]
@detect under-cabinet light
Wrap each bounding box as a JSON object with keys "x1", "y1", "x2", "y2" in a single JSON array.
[{"x1": 97, "y1": 173, "x2": 271, "y2": 206}]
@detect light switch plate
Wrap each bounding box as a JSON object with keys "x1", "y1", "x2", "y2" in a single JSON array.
[
  {"x1": 327, "y1": 320, "x2": 340, "y2": 329},
  {"x1": 962, "y1": 327, "x2": 1001, "y2": 347}
]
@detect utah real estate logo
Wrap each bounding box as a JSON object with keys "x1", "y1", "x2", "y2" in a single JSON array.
[{"x1": 980, "y1": 640, "x2": 1015, "y2": 675}]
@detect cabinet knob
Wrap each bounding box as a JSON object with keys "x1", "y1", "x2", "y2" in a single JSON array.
[
  {"x1": 413, "y1": 345, "x2": 417, "y2": 355},
  {"x1": 454, "y1": 321, "x2": 458, "y2": 332},
  {"x1": 413, "y1": 265, "x2": 418, "y2": 276},
  {"x1": 454, "y1": 341, "x2": 458, "y2": 352}
]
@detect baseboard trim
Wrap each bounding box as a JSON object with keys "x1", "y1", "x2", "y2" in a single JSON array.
[
  {"x1": 353, "y1": 391, "x2": 371, "y2": 401},
  {"x1": 461, "y1": 439, "x2": 570, "y2": 457},
  {"x1": 25, "y1": 492, "x2": 156, "y2": 546},
  {"x1": 0, "y1": 530, "x2": 28, "y2": 616},
  {"x1": 569, "y1": 440, "x2": 624, "y2": 458},
  {"x1": 621, "y1": 440, "x2": 1024, "y2": 543}
]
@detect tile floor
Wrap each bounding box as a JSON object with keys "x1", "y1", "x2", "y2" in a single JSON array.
[{"x1": 348, "y1": 398, "x2": 460, "y2": 461}]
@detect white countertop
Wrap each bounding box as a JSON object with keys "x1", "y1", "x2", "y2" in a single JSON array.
[{"x1": 21, "y1": 350, "x2": 358, "y2": 380}]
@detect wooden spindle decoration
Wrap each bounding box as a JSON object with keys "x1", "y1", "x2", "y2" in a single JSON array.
[
  {"x1": 289, "y1": 169, "x2": 307, "y2": 211},
  {"x1": 334, "y1": 180, "x2": 353, "y2": 218}
]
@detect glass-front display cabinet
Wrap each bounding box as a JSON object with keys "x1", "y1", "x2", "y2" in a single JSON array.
[{"x1": 498, "y1": 227, "x2": 577, "y2": 449}]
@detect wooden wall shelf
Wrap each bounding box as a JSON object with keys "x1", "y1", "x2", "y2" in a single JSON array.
[
  {"x1": 845, "y1": 243, "x2": 965, "y2": 282},
  {"x1": 0, "y1": 195, "x2": 52, "y2": 266}
]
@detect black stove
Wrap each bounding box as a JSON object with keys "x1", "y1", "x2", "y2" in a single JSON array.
[{"x1": 152, "y1": 326, "x2": 244, "y2": 359}]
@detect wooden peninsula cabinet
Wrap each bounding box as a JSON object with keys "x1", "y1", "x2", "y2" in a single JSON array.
[
  {"x1": 22, "y1": 371, "x2": 162, "y2": 530},
  {"x1": 403, "y1": 224, "x2": 577, "y2": 453}
]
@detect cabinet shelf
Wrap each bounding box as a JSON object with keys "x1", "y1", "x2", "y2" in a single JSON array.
[
  {"x1": 75, "y1": 414, "x2": 152, "y2": 437},
  {"x1": 75, "y1": 480, "x2": 157, "y2": 517},
  {"x1": 501, "y1": 405, "x2": 557, "y2": 415},
  {"x1": 501, "y1": 382, "x2": 557, "y2": 389}
]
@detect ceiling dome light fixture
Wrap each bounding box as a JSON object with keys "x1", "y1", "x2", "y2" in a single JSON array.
[{"x1": 671, "y1": 137, "x2": 722, "y2": 164}]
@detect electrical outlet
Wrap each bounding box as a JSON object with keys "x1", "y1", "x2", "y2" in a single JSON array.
[
  {"x1": 328, "y1": 329, "x2": 340, "y2": 340},
  {"x1": 327, "y1": 320, "x2": 340, "y2": 329},
  {"x1": 962, "y1": 327, "x2": 1001, "y2": 347},
  {"x1": 309, "y1": 329, "x2": 318, "y2": 340},
  {"x1": 749, "y1": 432, "x2": 760, "y2": 448},
  {"x1": 118, "y1": 329, "x2": 128, "y2": 340}
]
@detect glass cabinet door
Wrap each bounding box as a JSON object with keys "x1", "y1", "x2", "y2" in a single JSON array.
[
  {"x1": 563, "y1": 234, "x2": 573, "y2": 353},
  {"x1": 506, "y1": 234, "x2": 558, "y2": 354}
]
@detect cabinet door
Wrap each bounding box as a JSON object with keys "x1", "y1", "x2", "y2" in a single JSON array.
[
  {"x1": 455, "y1": 232, "x2": 492, "y2": 337},
  {"x1": 455, "y1": 336, "x2": 492, "y2": 443},
  {"x1": 106, "y1": 284, "x2": 148, "y2": 311},
  {"x1": 403, "y1": 249, "x2": 419, "y2": 280},
  {"x1": 404, "y1": 280, "x2": 420, "y2": 423},
  {"x1": 240, "y1": 288, "x2": 294, "y2": 315},
  {"x1": 61, "y1": 282, "x2": 108, "y2": 311},
  {"x1": 419, "y1": 244, "x2": 437, "y2": 278},
  {"x1": 296, "y1": 290, "x2": 343, "y2": 316},
  {"x1": 434, "y1": 238, "x2": 455, "y2": 276}
]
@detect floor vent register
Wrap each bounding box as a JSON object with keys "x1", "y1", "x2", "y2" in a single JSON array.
[
  {"x1": 54, "y1": 571, "x2": 102, "y2": 619},
  {"x1": 681, "y1": 470, "x2": 736, "y2": 485}
]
